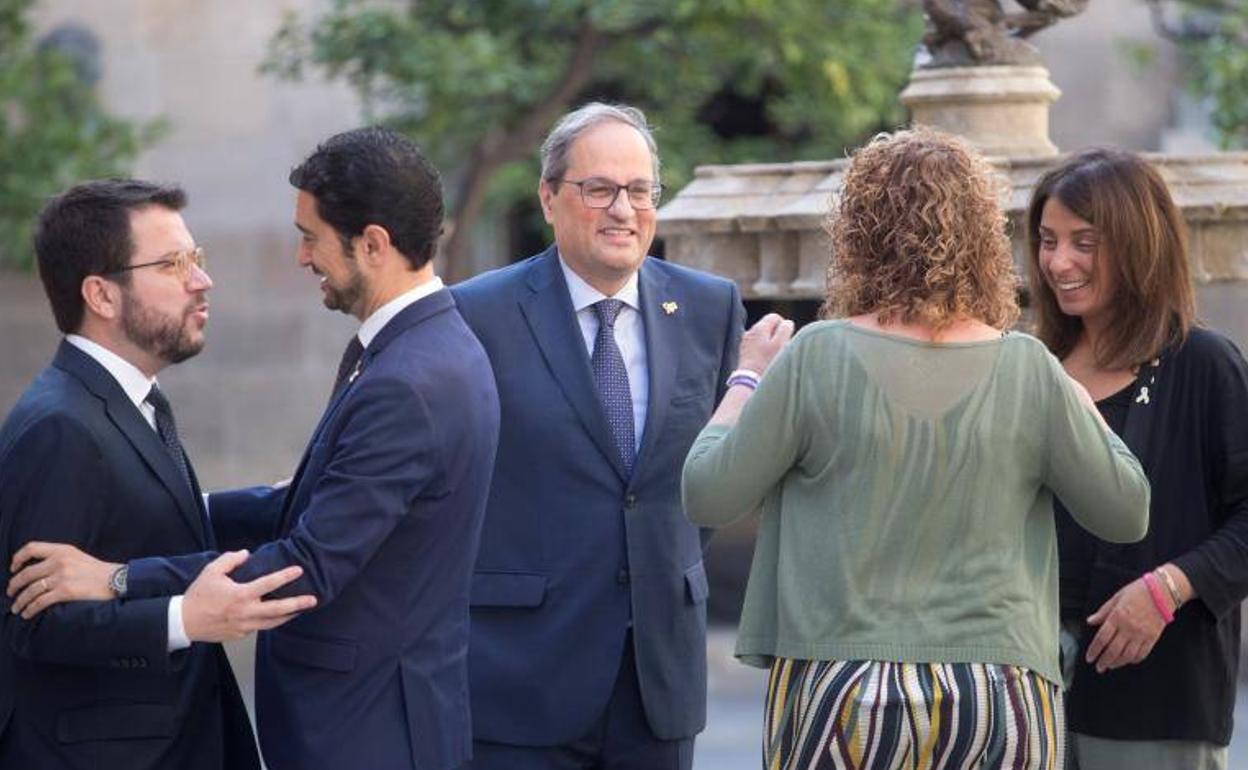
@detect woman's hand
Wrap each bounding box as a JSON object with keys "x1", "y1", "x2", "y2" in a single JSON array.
[
  {"x1": 1084, "y1": 577, "x2": 1168, "y2": 673},
  {"x1": 738, "y1": 313, "x2": 795, "y2": 374},
  {"x1": 707, "y1": 314, "x2": 795, "y2": 429}
]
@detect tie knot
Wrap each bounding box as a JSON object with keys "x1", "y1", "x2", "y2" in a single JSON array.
[
  {"x1": 593, "y1": 299, "x2": 625, "y2": 329},
  {"x1": 145, "y1": 384, "x2": 171, "y2": 413}
]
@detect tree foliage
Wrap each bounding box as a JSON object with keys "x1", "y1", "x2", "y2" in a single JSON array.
[
  {"x1": 1145, "y1": 0, "x2": 1247, "y2": 148},
  {"x1": 0, "y1": 0, "x2": 163, "y2": 269},
  {"x1": 264, "y1": 0, "x2": 923, "y2": 277}
]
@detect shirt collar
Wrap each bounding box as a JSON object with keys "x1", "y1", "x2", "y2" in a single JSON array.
[
  {"x1": 65, "y1": 334, "x2": 156, "y2": 411},
  {"x1": 558, "y1": 254, "x2": 640, "y2": 313},
  {"x1": 356, "y1": 276, "x2": 445, "y2": 348}
]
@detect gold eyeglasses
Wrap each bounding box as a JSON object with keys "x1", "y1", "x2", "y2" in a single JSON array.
[{"x1": 104, "y1": 247, "x2": 206, "y2": 280}]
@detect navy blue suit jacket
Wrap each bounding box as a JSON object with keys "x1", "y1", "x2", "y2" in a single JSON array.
[
  {"x1": 0, "y1": 343, "x2": 259, "y2": 770},
  {"x1": 125, "y1": 289, "x2": 501, "y2": 770},
  {"x1": 452, "y1": 247, "x2": 744, "y2": 744}
]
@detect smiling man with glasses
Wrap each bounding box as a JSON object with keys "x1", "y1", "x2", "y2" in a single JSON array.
[{"x1": 452, "y1": 102, "x2": 745, "y2": 770}]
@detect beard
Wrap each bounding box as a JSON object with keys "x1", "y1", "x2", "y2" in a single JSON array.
[
  {"x1": 120, "y1": 289, "x2": 205, "y2": 365},
  {"x1": 323, "y1": 264, "x2": 365, "y2": 315}
]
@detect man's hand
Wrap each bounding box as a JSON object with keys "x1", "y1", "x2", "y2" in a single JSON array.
[
  {"x1": 1084, "y1": 577, "x2": 1167, "y2": 673},
  {"x1": 738, "y1": 313, "x2": 795, "y2": 375},
  {"x1": 7, "y1": 542, "x2": 120, "y2": 619},
  {"x1": 182, "y1": 550, "x2": 318, "y2": 642}
]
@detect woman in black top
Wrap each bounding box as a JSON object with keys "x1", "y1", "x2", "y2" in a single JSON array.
[{"x1": 1027, "y1": 148, "x2": 1248, "y2": 769}]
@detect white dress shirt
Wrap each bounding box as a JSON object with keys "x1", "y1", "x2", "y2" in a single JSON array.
[
  {"x1": 356, "y1": 276, "x2": 445, "y2": 348},
  {"x1": 65, "y1": 334, "x2": 190, "y2": 652},
  {"x1": 558, "y1": 258, "x2": 648, "y2": 451}
]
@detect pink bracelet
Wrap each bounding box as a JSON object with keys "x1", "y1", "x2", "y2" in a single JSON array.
[{"x1": 1142, "y1": 572, "x2": 1175, "y2": 624}]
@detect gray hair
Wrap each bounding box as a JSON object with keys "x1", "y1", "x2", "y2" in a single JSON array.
[{"x1": 539, "y1": 102, "x2": 660, "y2": 187}]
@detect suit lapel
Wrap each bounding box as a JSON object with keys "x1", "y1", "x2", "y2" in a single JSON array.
[
  {"x1": 53, "y1": 342, "x2": 208, "y2": 543},
  {"x1": 634, "y1": 261, "x2": 679, "y2": 480},
  {"x1": 519, "y1": 248, "x2": 630, "y2": 482},
  {"x1": 277, "y1": 289, "x2": 459, "y2": 532}
]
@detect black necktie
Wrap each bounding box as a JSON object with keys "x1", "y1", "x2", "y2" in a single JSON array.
[
  {"x1": 145, "y1": 384, "x2": 193, "y2": 492},
  {"x1": 330, "y1": 335, "x2": 365, "y2": 403},
  {"x1": 591, "y1": 299, "x2": 636, "y2": 477}
]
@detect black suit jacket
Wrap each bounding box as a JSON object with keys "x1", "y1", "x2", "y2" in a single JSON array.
[{"x1": 0, "y1": 342, "x2": 258, "y2": 770}]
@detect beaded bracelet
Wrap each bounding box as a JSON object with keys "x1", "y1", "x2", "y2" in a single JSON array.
[
  {"x1": 1141, "y1": 571, "x2": 1175, "y2": 624},
  {"x1": 726, "y1": 368, "x2": 761, "y2": 391}
]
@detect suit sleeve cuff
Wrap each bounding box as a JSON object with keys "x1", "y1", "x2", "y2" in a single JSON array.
[{"x1": 166, "y1": 595, "x2": 191, "y2": 652}]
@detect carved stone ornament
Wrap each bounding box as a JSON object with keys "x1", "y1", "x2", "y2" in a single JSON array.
[{"x1": 921, "y1": 0, "x2": 1091, "y2": 67}]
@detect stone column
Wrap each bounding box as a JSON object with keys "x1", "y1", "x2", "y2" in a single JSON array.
[{"x1": 900, "y1": 65, "x2": 1062, "y2": 158}]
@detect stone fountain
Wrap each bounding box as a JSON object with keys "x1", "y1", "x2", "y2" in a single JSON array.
[{"x1": 658, "y1": 0, "x2": 1248, "y2": 328}]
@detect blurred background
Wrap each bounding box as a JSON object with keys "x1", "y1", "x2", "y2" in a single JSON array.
[{"x1": 1, "y1": 0, "x2": 1244, "y2": 766}]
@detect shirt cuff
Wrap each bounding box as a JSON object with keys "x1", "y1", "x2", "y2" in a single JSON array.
[{"x1": 166, "y1": 595, "x2": 191, "y2": 652}]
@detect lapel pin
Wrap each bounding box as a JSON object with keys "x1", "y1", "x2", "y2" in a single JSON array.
[
  {"x1": 1135, "y1": 386, "x2": 1150, "y2": 405},
  {"x1": 662, "y1": 301, "x2": 678, "y2": 315},
  {"x1": 348, "y1": 360, "x2": 363, "y2": 385}
]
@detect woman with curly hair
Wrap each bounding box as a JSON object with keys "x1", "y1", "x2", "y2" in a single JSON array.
[
  {"x1": 1029, "y1": 149, "x2": 1248, "y2": 770},
  {"x1": 682, "y1": 128, "x2": 1150, "y2": 769}
]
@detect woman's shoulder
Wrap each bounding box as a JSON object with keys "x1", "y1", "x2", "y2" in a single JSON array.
[
  {"x1": 997, "y1": 329, "x2": 1066, "y2": 372},
  {"x1": 793, "y1": 318, "x2": 852, "y2": 339},
  {"x1": 1173, "y1": 326, "x2": 1244, "y2": 364},
  {"x1": 1167, "y1": 326, "x2": 1248, "y2": 390}
]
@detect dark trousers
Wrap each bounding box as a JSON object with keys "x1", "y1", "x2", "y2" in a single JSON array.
[{"x1": 470, "y1": 633, "x2": 695, "y2": 770}]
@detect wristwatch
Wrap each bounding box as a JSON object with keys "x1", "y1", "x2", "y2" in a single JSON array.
[{"x1": 109, "y1": 565, "x2": 129, "y2": 598}]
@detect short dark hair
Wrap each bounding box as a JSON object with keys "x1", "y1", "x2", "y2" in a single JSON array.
[
  {"x1": 1026, "y1": 149, "x2": 1194, "y2": 369},
  {"x1": 289, "y1": 126, "x2": 444, "y2": 270},
  {"x1": 34, "y1": 178, "x2": 187, "y2": 333}
]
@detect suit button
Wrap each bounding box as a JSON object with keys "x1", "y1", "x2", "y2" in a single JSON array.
[
  {"x1": 617, "y1": 569, "x2": 630, "y2": 585},
  {"x1": 624, "y1": 494, "x2": 637, "y2": 508}
]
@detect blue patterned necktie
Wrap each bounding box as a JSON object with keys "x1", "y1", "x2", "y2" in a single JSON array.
[
  {"x1": 145, "y1": 384, "x2": 193, "y2": 492},
  {"x1": 591, "y1": 299, "x2": 635, "y2": 477}
]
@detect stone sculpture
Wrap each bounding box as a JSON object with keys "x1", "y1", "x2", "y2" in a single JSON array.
[{"x1": 922, "y1": 0, "x2": 1091, "y2": 66}]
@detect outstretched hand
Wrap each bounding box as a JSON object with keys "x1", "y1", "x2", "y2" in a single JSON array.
[
  {"x1": 7, "y1": 542, "x2": 119, "y2": 619},
  {"x1": 182, "y1": 550, "x2": 318, "y2": 642}
]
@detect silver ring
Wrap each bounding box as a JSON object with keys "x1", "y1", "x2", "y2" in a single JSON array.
[{"x1": 40, "y1": 578, "x2": 49, "y2": 594}]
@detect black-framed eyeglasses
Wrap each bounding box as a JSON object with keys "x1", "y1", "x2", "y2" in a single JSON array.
[
  {"x1": 555, "y1": 177, "x2": 663, "y2": 210},
  {"x1": 102, "y1": 247, "x2": 206, "y2": 281}
]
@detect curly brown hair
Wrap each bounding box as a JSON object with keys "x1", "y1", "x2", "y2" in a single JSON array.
[{"x1": 821, "y1": 127, "x2": 1019, "y2": 329}]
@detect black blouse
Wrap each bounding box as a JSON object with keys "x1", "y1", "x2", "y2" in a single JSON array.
[{"x1": 1056, "y1": 327, "x2": 1248, "y2": 745}]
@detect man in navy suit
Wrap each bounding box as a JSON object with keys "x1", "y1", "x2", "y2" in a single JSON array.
[
  {"x1": 452, "y1": 103, "x2": 744, "y2": 769},
  {"x1": 0, "y1": 179, "x2": 315, "y2": 770},
  {"x1": 10, "y1": 129, "x2": 501, "y2": 770}
]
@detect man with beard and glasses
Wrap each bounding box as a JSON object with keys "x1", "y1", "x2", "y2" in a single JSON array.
[
  {"x1": 0, "y1": 179, "x2": 316, "y2": 770},
  {"x1": 10, "y1": 129, "x2": 502, "y2": 770}
]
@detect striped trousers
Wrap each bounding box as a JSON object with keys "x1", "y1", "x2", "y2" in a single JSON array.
[{"x1": 764, "y1": 659, "x2": 1064, "y2": 770}]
